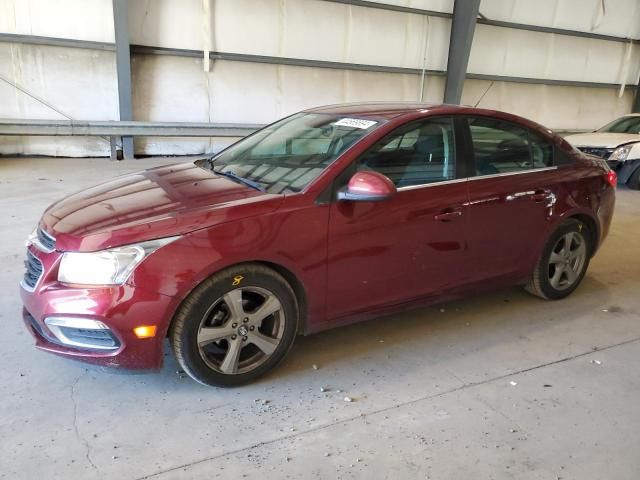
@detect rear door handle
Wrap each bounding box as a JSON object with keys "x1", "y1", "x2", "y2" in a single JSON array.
[
  {"x1": 434, "y1": 209, "x2": 463, "y2": 222},
  {"x1": 531, "y1": 190, "x2": 556, "y2": 207},
  {"x1": 532, "y1": 191, "x2": 550, "y2": 202}
]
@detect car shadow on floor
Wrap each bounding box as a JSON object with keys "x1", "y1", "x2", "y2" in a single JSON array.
[
  {"x1": 68, "y1": 274, "x2": 627, "y2": 390},
  {"x1": 252, "y1": 274, "x2": 627, "y2": 385}
]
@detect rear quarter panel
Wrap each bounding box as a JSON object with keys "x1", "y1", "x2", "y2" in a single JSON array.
[{"x1": 550, "y1": 156, "x2": 614, "y2": 256}]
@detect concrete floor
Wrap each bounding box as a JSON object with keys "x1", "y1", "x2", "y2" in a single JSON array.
[{"x1": 1, "y1": 156, "x2": 639, "y2": 480}]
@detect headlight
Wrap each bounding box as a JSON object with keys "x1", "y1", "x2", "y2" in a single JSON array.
[
  {"x1": 609, "y1": 144, "x2": 633, "y2": 162},
  {"x1": 58, "y1": 236, "x2": 180, "y2": 286}
]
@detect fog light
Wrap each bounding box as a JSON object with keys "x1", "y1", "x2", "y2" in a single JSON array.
[
  {"x1": 44, "y1": 317, "x2": 119, "y2": 350},
  {"x1": 133, "y1": 325, "x2": 157, "y2": 339}
]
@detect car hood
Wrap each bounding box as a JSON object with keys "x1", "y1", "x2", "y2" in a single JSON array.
[
  {"x1": 564, "y1": 132, "x2": 640, "y2": 148},
  {"x1": 42, "y1": 162, "x2": 284, "y2": 251}
]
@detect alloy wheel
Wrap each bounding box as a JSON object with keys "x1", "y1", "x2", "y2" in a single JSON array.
[
  {"x1": 547, "y1": 231, "x2": 587, "y2": 291},
  {"x1": 196, "y1": 287, "x2": 284, "y2": 375}
]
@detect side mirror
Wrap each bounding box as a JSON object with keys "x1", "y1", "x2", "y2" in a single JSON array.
[{"x1": 337, "y1": 171, "x2": 396, "y2": 202}]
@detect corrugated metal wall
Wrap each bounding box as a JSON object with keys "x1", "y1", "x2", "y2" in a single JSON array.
[{"x1": 0, "y1": 0, "x2": 638, "y2": 156}]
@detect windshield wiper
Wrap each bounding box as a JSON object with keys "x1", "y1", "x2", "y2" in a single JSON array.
[{"x1": 213, "y1": 168, "x2": 266, "y2": 192}]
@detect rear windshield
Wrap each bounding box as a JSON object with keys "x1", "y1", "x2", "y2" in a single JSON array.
[
  {"x1": 597, "y1": 116, "x2": 640, "y2": 134},
  {"x1": 201, "y1": 112, "x2": 382, "y2": 193}
]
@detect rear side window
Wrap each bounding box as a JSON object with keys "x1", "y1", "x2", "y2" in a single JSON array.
[
  {"x1": 468, "y1": 117, "x2": 553, "y2": 176},
  {"x1": 357, "y1": 117, "x2": 456, "y2": 188}
]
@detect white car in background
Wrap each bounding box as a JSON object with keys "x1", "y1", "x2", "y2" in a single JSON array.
[{"x1": 565, "y1": 114, "x2": 640, "y2": 190}]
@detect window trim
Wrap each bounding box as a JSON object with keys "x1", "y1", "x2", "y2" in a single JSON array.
[
  {"x1": 467, "y1": 166, "x2": 558, "y2": 182},
  {"x1": 397, "y1": 176, "x2": 468, "y2": 191},
  {"x1": 463, "y1": 115, "x2": 556, "y2": 177}
]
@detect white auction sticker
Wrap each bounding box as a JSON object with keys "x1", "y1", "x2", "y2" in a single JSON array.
[{"x1": 333, "y1": 118, "x2": 378, "y2": 129}]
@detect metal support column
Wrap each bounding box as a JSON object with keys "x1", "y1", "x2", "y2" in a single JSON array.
[
  {"x1": 112, "y1": 0, "x2": 134, "y2": 159},
  {"x1": 443, "y1": 0, "x2": 481, "y2": 105},
  {"x1": 633, "y1": 84, "x2": 640, "y2": 113}
]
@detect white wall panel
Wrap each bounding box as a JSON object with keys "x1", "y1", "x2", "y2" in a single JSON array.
[
  {"x1": 462, "y1": 80, "x2": 634, "y2": 130},
  {"x1": 0, "y1": 44, "x2": 118, "y2": 120},
  {"x1": 127, "y1": 55, "x2": 444, "y2": 154},
  {"x1": 132, "y1": 55, "x2": 442, "y2": 125},
  {"x1": 470, "y1": 24, "x2": 640, "y2": 85},
  {"x1": 0, "y1": 0, "x2": 114, "y2": 42},
  {"x1": 0, "y1": 135, "x2": 110, "y2": 157},
  {"x1": 180, "y1": 0, "x2": 451, "y2": 70},
  {"x1": 479, "y1": 0, "x2": 640, "y2": 39},
  {"x1": 132, "y1": 55, "x2": 210, "y2": 122},
  {"x1": 0, "y1": 43, "x2": 117, "y2": 156},
  {"x1": 128, "y1": 0, "x2": 204, "y2": 50}
]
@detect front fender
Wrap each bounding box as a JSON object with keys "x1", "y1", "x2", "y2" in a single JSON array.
[{"x1": 126, "y1": 204, "x2": 330, "y2": 334}]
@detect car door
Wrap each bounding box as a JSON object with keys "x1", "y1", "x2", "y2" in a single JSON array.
[
  {"x1": 325, "y1": 117, "x2": 470, "y2": 321},
  {"x1": 463, "y1": 116, "x2": 560, "y2": 283}
]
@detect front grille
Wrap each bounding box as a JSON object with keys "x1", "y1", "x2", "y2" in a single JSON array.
[
  {"x1": 577, "y1": 147, "x2": 614, "y2": 159},
  {"x1": 36, "y1": 227, "x2": 56, "y2": 252},
  {"x1": 22, "y1": 250, "x2": 44, "y2": 291}
]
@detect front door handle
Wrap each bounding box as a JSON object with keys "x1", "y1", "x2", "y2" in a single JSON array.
[{"x1": 434, "y1": 209, "x2": 463, "y2": 222}]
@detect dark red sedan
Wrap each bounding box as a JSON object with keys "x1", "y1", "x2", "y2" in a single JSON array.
[{"x1": 21, "y1": 103, "x2": 616, "y2": 387}]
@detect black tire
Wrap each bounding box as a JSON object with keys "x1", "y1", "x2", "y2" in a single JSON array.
[
  {"x1": 524, "y1": 219, "x2": 592, "y2": 300},
  {"x1": 628, "y1": 166, "x2": 640, "y2": 190},
  {"x1": 170, "y1": 264, "x2": 299, "y2": 387}
]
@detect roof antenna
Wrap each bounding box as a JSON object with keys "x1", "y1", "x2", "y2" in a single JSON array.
[{"x1": 474, "y1": 80, "x2": 495, "y2": 108}]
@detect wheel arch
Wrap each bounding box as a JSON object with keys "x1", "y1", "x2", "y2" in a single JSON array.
[
  {"x1": 567, "y1": 213, "x2": 599, "y2": 257},
  {"x1": 254, "y1": 260, "x2": 309, "y2": 336},
  {"x1": 165, "y1": 260, "x2": 310, "y2": 339}
]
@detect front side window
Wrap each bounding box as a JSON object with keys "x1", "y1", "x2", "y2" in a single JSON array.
[
  {"x1": 203, "y1": 113, "x2": 383, "y2": 193},
  {"x1": 468, "y1": 117, "x2": 553, "y2": 176},
  {"x1": 356, "y1": 117, "x2": 456, "y2": 188}
]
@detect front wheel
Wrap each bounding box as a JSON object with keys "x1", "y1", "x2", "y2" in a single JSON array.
[
  {"x1": 524, "y1": 219, "x2": 591, "y2": 300},
  {"x1": 170, "y1": 264, "x2": 299, "y2": 387}
]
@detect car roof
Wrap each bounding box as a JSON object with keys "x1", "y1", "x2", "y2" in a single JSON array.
[
  {"x1": 305, "y1": 102, "x2": 456, "y2": 119},
  {"x1": 305, "y1": 102, "x2": 520, "y2": 121},
  {"x1": 304, "y1": 102, "x2": 554, "y2": 136}
]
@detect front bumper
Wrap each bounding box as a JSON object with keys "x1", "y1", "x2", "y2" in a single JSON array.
[{"x1": 20, "y1": 246, "x2": 177, "y2": 370}]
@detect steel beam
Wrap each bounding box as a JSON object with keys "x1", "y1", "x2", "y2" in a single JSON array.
[
  {"x1": 465, "y1": 73, "x2": 625, "y2": 90},
  {"x1": 131, "y1": 45, "x2": 446, "y2": 76},
  {"x1": 444, "y1": 0, "x2": 481, "y2": 104},
  {"x1": 112, "y1": 0, "x2": 134, "y2": 160},
  {"x1": 634, "y1": 85, "x2": 640, "y2": 113},
  {"x1": 0, "y1": 32, "x2": 115, "y2": 50},
  {"x1": 320, "y1": 0, "x2": 450, "y2": 19},
  {"x1": 133, "y1": 45, "x2": 632, "y2": 90},
  {"x1": 0, "y1": 119, "x2": 262, "y2": 137}
]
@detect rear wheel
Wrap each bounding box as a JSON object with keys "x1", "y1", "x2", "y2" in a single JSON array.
[
  {"x1": 524, "y1": 219, "x2": 591, "y2": 300},
  {"x1": 170, "y1": 264, "x2": 298, "y2": 387}
]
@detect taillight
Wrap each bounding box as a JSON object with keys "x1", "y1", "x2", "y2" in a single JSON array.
[{"x1": 606, "y1": 170, "x2": 617, "y2": 188}]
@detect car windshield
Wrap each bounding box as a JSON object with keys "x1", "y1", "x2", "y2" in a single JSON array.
[
  {"x1": 597, "y1": 116, "x2": 640, "y2": 134},
  {"x1": 199, "y1": 112, "x2": 382, "y2": 193}
]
